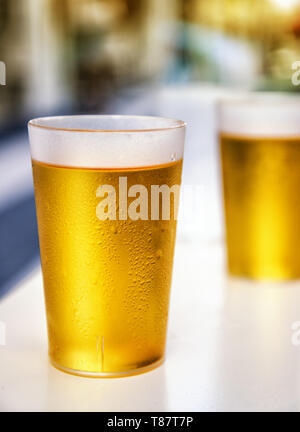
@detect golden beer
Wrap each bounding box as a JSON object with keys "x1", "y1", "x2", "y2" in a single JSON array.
[
  {"x1": 32, "y1": 160, "x2": 182, "y2": 375},
  {"x1": 29, "y1": 113, "x2": 186, "y2": 377},
  {"x1": 220, "y1": 134, "x2": 300, "y2": 279}
]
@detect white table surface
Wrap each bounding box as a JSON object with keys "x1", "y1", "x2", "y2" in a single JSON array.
[{"x1": 1, "y1": 236, "x2": 300, "y2": 412}]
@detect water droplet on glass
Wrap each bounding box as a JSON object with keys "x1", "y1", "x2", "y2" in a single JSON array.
[
  {"x1": 110, "y1": 225, "x2": 117, "y2": 234},
  {"x1": 156, "y1": 249, "x2": 163, "y2": 259}
]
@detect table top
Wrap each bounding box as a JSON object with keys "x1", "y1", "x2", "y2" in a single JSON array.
[{"x1": 1, "y1": 236, "x2": 300, "y2": 412}]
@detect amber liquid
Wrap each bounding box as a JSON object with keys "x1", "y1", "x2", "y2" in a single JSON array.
[
  {"x1": 32, "y1": 159, "x2": 182, "y2": 376},
  {"x1": 220, "y1": 134, "x2": 300, "y2": 280}
]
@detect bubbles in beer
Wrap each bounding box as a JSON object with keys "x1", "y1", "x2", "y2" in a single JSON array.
[
  {"x1": 32, "y1": 159, "x2": 182, "y2": 374},
  {"x1": 221, "y1": 134, "x2": 300, "y2": 279}
]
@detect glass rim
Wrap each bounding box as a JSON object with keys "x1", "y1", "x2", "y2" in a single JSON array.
[{"x1": 28, "y1": 114, "x2": 186, "y2": 133}]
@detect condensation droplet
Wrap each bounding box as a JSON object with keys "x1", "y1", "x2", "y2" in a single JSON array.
[
  {"x1": 110, "y1": 225, "x2": 118, "y2": 234},
  {"x1": 156, "y1": 249, "x2": 163, "y2": 259}
]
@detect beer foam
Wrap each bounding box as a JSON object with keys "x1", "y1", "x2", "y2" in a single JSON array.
[
  {"x1": 219, "y1": 93, "x2": 300, "y2": 138},
  {"x1": 28, "y1": 115, "x2": 186, "y2": 168}
]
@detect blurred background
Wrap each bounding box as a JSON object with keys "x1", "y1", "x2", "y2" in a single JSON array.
[{"x1": 1, "y1": 0, "x2": 300, "y2": 297}]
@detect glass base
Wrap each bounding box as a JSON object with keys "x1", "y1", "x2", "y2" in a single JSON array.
[{"x1": 50, "y1": 356, "x2": 164, "y2": 378}]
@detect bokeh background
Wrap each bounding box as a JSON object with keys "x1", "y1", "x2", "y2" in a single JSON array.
[{"x1": 1, "y1": 0, "x2": 300, "y2": 297}]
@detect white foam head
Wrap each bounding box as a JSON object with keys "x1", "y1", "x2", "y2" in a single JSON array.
[
  {"x1": 28, "y1": 115, "x2": 186, "y2": 168},
  {"x1": 218, "y1": 93, "x2": 300, "y2": 138}
]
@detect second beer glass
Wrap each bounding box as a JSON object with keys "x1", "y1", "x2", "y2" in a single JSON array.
[{"x1": 219, "y1": 95, "x2": 300, "y2": 280}]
